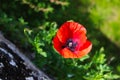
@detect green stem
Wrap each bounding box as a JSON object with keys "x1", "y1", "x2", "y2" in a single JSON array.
[{"x1": 72, "y1": 58, "x2": 77, "y2": 66}]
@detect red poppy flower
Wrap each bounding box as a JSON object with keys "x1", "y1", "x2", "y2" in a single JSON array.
[{"x1": 53, "y1": 21, "x2": 92, "y2": 58}]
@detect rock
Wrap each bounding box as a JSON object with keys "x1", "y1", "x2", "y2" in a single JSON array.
[{"x1": 0, "y1": 33, "x2": 52, "y2": 80}]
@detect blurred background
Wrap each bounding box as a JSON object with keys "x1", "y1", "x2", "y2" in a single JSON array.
[{"x1": 0, "y1": 0, "x2": 120, "y2": 80}]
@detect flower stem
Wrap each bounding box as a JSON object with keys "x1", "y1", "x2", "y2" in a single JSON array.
[{"x1": 72, "y1": 59, "x2": 77, "y2": 66}]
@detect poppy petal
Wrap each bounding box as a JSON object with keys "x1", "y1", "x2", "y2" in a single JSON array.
[
  {"x1": 69, "y1": 22, "x2": 86, "y2": 35},
  {"x1": 75, "y1": 40, "x2": 92, "y2": 58},
  {"x1": 61, "y1": 48, "x2": 77, "y2": 58},
  {"x1": 57, "y1": 22, "x2": 71, "y2": 44},
  {"x1": 53, "y1": 36, "x2": 63, "y2": 53},
  {"x1": 73, "y1": 32, "x2": 87, "y2": 50}
]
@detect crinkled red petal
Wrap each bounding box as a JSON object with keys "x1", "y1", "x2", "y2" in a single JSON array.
[
  {"x1": 73, "y1": 32, "x2": 87, "y2": 51},
  {"x1": 57, "y1": 22, "x2": 72, "y2": 44},
  {"x1": 53, "y1": 35, "x2": 63, "y2": 53},
  {"x1": 75, "y1": 40, "x2": 92, "y2": 58},
  {"x1": 69, "y1": 22, "x2": 86, "y2": 35},
  {"x1": 61, "y1": 48, "x2": 76, "y2": 58}
]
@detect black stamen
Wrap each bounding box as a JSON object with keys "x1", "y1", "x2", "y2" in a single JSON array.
[{"x1": 66, "y1": 39, "x2": 77, "y2": 52}]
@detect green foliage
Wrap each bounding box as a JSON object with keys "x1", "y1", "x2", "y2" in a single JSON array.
[
  {"x1": 0, "y1": 11, "x2": 28, "y2": 48},
  {"x1": 83, "y1": 48, "x2": 120, "y2": 80},
  {"x1": 24, "y1": 22, "x2": 57, "y2": 53},
  {"x1": 24, "y1": 21, "x2": 57, "y2": 67}
]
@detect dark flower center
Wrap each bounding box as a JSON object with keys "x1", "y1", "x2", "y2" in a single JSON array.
[{"x1": 66, "y1": 39, "x2": 77, "y2": 52}]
